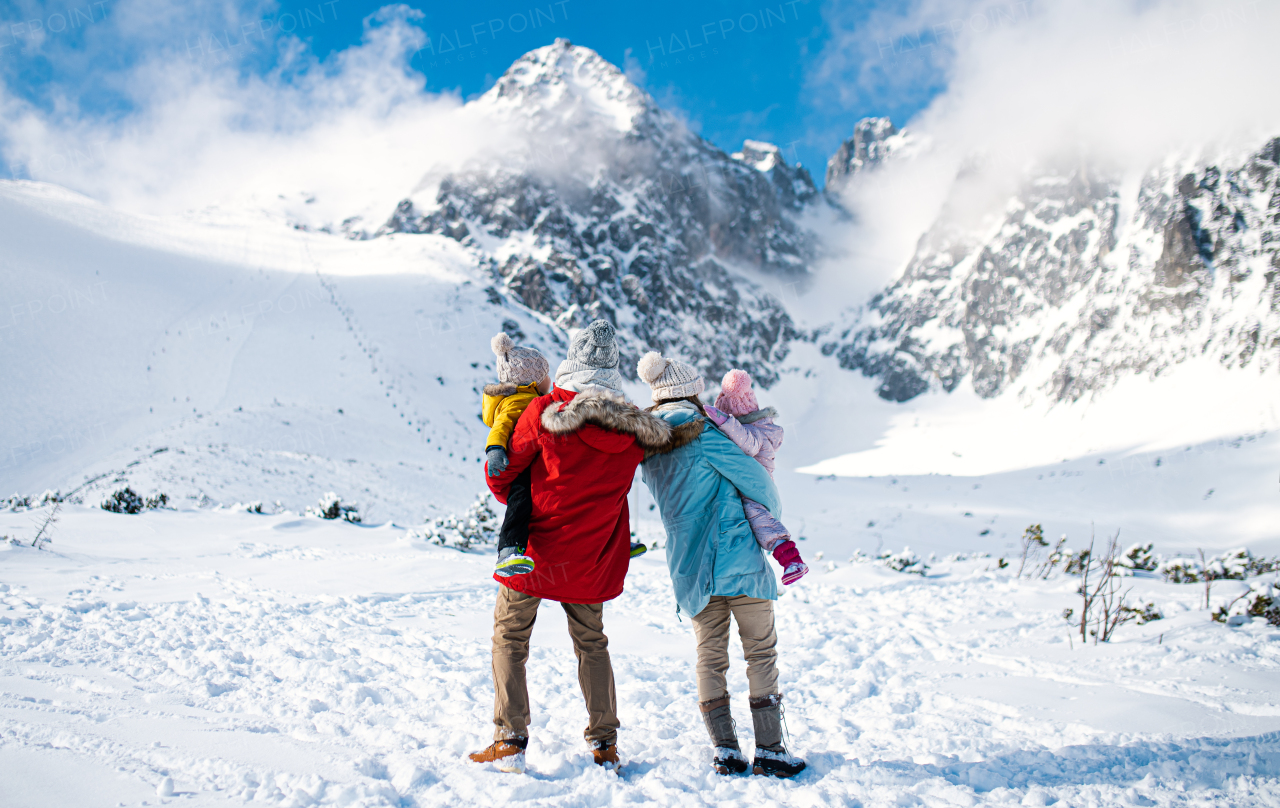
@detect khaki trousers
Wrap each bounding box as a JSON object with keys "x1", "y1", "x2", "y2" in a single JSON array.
[
  {"x1": 690, "y1": 595, "x2": 779, "y2": 702},
  {"x1": 490, "y1": 585, "x2": 619, "y2": 745}
]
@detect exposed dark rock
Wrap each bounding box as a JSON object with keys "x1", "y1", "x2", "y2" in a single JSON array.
[
  {"x1": 377, "y1": 41, "x2": 820, "y2": 385},
  {"x1": 829, "y1": 136, "x2": 1280, "y2": 403},
  {"x1": 825, "y1": 118, "x2": 900, "y2": 200}
]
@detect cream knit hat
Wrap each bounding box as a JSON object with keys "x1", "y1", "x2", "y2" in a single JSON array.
[
  {"x1": 637, "y1": 351, "x2": 705, "y2": 401},
  {"x1": 491, "y1": 332, "x2": 550, "y2": 385}
]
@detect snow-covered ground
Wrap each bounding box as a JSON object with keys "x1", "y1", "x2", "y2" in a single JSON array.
[
  {"x1": 5, "y1": 176, "x2": 1280, "y2": 805},
  {"x1": 3, "y1": 506, "x2": 1279, "y2": 807}
]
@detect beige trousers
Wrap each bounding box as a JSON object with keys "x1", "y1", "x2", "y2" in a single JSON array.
[
  {"x1": 490, "y1": 585, "x2": 619, "y2": 745},
  {"x1": 690, "y1": 595, "x2": 780, "y2": 702}
]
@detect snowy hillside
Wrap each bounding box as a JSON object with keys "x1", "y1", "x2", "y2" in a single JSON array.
[{"x1": 0, "y1": 180, "x2": 562, "y2": 522}]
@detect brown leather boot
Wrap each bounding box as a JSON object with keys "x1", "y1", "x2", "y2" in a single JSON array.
[
  {"x1": 468, "y1": 737, "x2": 527, "y2": 773},
  {"x1": 591, "y1": 740, "x2": 620, "y2": 770}
]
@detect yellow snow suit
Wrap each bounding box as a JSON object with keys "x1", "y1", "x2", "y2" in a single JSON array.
[{"x1": 482, "y1": 382, "x2": 541, "y2": 450}]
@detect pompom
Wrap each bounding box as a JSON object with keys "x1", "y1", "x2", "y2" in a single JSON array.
[
  {"x1": 637, "y1": 351, "x2": 668, "y2": 384},
  {"x1": 491, "y1": 332, "x2": 514, "y2": 356},
  {"x1": 721, "y1": 369, "x2": 753, "y2": 396}
]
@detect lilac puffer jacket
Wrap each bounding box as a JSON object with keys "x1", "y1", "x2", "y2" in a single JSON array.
[{"x1": 707, "y1": 406, "x2": 783, "y2": 476}]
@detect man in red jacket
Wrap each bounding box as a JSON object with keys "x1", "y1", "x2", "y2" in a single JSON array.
[{"x1": 467, "y1": 321, "x2": 698, "y2": 774}]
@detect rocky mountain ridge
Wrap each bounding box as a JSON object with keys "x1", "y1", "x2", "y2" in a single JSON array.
[
  {"x1": 824, "y1": 117, "x2": 908, "y2": 200},
  {"x1": 378, "y1": 39, "x2": 822, "y2": 385},
  {"x1": 825, "y1": 132, "x2": 1280, "y2": 403},
  {"x1": 369, "y1": 40, "x2": 1277, "y2": 405}
]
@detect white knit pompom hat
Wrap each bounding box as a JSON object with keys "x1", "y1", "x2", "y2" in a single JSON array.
[
  {"x1": 491, "y1": 332, "x2": 550, "y2": 385},
  {"x1": 637, "y1": 351, "x2": 705, "y2": 402}
]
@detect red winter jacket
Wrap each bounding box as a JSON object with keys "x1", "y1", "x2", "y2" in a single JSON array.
[{"x1": 487, "y1": 386, "x2": 647, "y2": 604}]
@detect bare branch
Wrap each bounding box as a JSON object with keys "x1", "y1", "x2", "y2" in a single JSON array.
[{"x1": 31, "y1": 501, "x2": 62, "y2": 550}]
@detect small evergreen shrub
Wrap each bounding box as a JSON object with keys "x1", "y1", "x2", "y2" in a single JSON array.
[
  {"x1": 101, "y1": 487, "x2": 146, "y2": 514},
  {"x1": 1213, "y1": 581, "x2": 1280, "y2": 626},
  {"x1": 1122, "y1": 601, "x2": 1164, "y2": 624},
  {"x1": 307, "y1": 492, "x2": 361, "y2": 523},
  {"x1": 411, "y1": 495, "x2": 500, "y2": 550},
  {"x1": 1157, "y1": 549, "x2": 1280, "y2": 583},
  {"x1": 2, "y1": 491, "x2": 54, "y2": 512},
  {"x1": 100, "y1": 487, "x2": 168, "y2": 514},
  {"x1": 1116, "y1": 542, "x2": 1158, "y2": 573},
  {"x1": 877, "y1": 546, "x2": 929, "y2": 576},
  {"x1": 1156, "y1": 557, "x2": 1202, "y2": 583}
]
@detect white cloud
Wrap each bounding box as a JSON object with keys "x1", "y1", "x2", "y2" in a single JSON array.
[
  {"x1": 810, "y1": 0, "x2": 1280, "y2": 299},
  {"x1": 0, "y1": 3, "x2": 510, "y2": 228}
]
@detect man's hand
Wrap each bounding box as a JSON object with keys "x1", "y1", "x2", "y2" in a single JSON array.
[{"x1": 486, "y1": 447, "x2": 509, "y2": 477}]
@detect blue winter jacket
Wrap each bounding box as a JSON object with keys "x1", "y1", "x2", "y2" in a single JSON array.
[{"x1": 641, "y1": 401, "x2": 782, "y2": 618}]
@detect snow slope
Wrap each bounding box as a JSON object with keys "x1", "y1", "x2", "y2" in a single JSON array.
[
  {"x1": 2, "y1": 507, "x2": 1279, "y2": 807},
  {"x1": 0, "y1": 179, "x2": 566, "y2": 523}
]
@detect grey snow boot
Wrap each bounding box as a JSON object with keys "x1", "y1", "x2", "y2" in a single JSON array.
[
  {"x1": 749, "y1": 694, "x2": 806, "y2": 778},
  {"x1": 700, "y1": 696, "x2": 748, "y2": 775}
]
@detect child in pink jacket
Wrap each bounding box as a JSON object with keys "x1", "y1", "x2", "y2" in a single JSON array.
[{"x1": 704, "y1": 370, "x2": 809, "y2": 585}]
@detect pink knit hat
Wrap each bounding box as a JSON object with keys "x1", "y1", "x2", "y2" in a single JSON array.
[{"x1": 715, "y1": 369, "x2": 758, "y2": 416}]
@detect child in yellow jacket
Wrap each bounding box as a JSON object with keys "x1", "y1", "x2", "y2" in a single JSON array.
[{"x1": 483, "y1": 332, "x2": 551, "y2": 577}]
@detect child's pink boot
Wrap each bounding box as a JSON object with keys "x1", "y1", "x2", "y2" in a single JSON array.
[{"x1": 773, "y1": 540, "x2": 808, "y2": 585}]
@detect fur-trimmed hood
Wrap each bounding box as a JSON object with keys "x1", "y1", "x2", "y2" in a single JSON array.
[
  {"x1": 483, "y1": 382, "x2": 519, "y2": 397},
  {"x1": 542, "y1": 390, "x2": 703, "y2": 454}
]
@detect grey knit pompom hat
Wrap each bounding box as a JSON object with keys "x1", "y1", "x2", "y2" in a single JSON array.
[
  {"x1": 491, "y1": 332, "x2": 550, "y2": 385},
  {"x1": 637, "y1": 351, "x2": 704, "y2": 401},
  {"x1": 560, "y1": 319, "x2": 619, "y2": 372}
]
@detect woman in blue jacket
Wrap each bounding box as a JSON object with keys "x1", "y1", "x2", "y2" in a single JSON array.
[{"x1": 636, "y1": 351, "x2": 806, "y2": 779}]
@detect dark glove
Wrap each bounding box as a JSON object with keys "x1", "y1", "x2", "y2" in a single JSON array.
[{"x1": 486, "y1": 447, "x2": 508, "y2": 477}]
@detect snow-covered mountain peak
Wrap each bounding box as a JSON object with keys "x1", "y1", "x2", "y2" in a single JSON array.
[
  {"x1": 474, "y1": 38, "x2": 654, "y2": 135},
  {"x1": 734, "y1": 140, "x2": 784, "y2": 171},
  {"x1": 378, "y1": 42, "x2": 822, "y2": 386},
  {"x1": 825, "y1": 117, "x2": 915, "y2": 198}
]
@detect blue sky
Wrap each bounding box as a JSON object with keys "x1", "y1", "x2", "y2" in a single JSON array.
[
  {"x1": 0, "y1": 0, "x2": 951, "y2": 187},
  {"x1": 350, "y1": 0, "x2": 916, "y2": 182}
]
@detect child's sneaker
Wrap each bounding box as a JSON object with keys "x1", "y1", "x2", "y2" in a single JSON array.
[
  {"x1": 495, "y1": 551, "x2": 535, "y2": 577},
  {"x1": 629, "y1": 542, "x2": 648, "y2": 558},
  {"x1": 780, "y1": 561, "x2": 808, "y2": 585}
]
